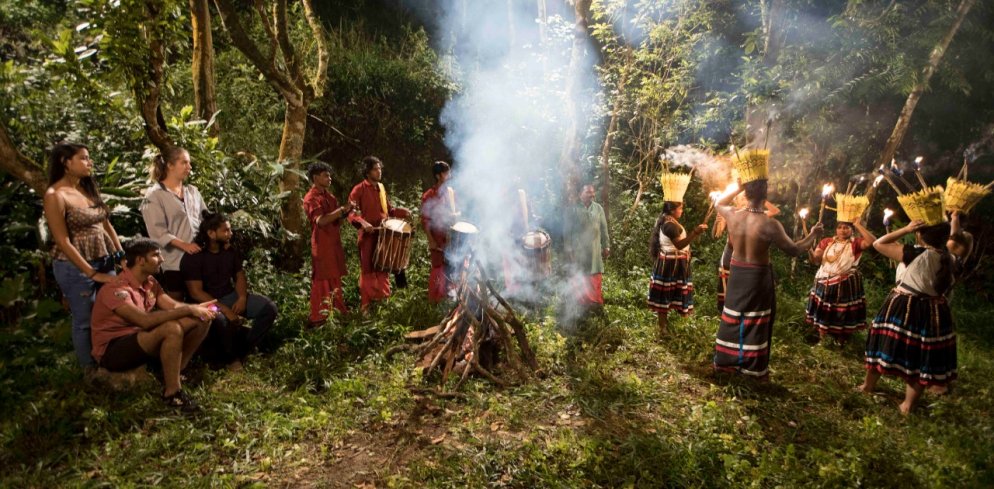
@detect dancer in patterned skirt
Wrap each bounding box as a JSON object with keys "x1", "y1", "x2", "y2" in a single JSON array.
[
  {"x1": 647, "y1": 202, "x2": 707, "y2": 336},
  {"x1": 805, "y1": 220, "x2": 876, "y2": 343},
  {"x1": 860, "y1": 217, "x2": 968, "y2": 414},
  {"x1": 713, "y1": 179, "x2": 822, "y2": 379}
]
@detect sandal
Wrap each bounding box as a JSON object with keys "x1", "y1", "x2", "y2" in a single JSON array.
[{"x1": 162, "y1": 389, "x2": 199, "y2": 413}]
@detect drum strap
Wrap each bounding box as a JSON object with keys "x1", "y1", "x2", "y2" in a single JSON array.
[{"x1": 377, "y1": 183, "x2": 388, "y2": 215}]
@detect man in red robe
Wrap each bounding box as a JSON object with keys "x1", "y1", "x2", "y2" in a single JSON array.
[
  {"x1": 421, "y1": 161, "x2": 456, "y2": 303},
  {"x1": 303, "y1": 162, "x2": 352, "y2": 326},
  {"x1": 348, "y1": 156, "x2": 410, "y2": 310}
]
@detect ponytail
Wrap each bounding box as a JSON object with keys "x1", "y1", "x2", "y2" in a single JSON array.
[
  {"x1": 150, "y1": 145, "x2": 189, "y2": 182},
  {"x1": 194, "y1": 209, "x2": 228, "y2": 247}
]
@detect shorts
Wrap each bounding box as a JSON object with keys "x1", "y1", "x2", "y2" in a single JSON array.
[{"x1": 99, "y1": 333, "x2": 153, "y2": 372}]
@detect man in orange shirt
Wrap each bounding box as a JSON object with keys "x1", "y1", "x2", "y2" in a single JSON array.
[
  {"x1": 303, "y1": 162, "x2": 353, "y2": 325},
  {"x1": 90, "y1": 238, "x2": 216, "y2": 411},
  {"x1": 421, "y1": 161, "x2": 457, "y2": 303},
  {"x1": 348, "y1": 156, "x2": 410, "y2": 310}
]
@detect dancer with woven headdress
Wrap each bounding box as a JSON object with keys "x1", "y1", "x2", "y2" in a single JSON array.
[
  {"x1": 861, "y1": 166, "x2": 987, "y2": 413},
  {"x1": 647, "y1": 168, "x2": 707, "y2": 337},
  {"x1": 805, "y1": 190, "x2": 877, "y2": 343},
  {"x1": 713, "y1": 150, "x2": 823, "y2": 380}
]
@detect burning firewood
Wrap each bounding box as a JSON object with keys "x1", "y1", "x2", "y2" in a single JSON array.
[{"x1": 399, "y1": 259, "x2": 538, "y2": 393}]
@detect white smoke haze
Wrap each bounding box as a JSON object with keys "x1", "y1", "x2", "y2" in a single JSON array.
[{"x1": 410, "y1": 1, "x2": 601, "y2": 326}]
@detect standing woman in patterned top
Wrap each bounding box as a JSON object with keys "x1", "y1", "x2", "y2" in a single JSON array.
[
  {"x1": 43, "y1": 142, "x2": 124, "y2": 371},
  {"x1": 647, "y1": 202, "x2": 707, "y2": 337},
  {"x1": 140, "y1": 146, "x2": 207, "y2": 300}
]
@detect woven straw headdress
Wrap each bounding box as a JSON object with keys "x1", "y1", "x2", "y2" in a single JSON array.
[
  {"x1": 944, "y1": 177, "x2": 989, "y2": 214},
  {"x1": 897, "y1": 186, "x2": 946, "y2": 226},
  {"x1": 732, "y1": 149, "x2": 769, "y2": 184},
  {"x1": 835, "y1": 193, "x2": 869, "y2": 224}
]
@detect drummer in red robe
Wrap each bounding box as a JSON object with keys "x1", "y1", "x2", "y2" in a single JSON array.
[
  {"x1": 348, "y1": 156, "x2": 410, "y2": 310},
  {"x1": 421, "y1": 161, "x2": 457, "y2": 303},
  {"x1": 302, "y1": 162, "x2": 352, "y2": 326}
]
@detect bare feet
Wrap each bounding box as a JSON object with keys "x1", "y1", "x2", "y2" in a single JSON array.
[
  {"x1": 928, "y1": 385, "x2": 950, "y2": 396},
  {"x1": 899, "y1": 401, "x2": 914, "y2": 416},
  {"x1": 855, "y1": 383, "x2": 873, "y2": 394}
]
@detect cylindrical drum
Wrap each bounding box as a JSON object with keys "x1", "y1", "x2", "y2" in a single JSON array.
[
  {"x1": 374, "y1": 219, "x2": 413, "y2": 273},
  {"x1": 521, "y1": 230, "x2": 551, "y2": 277}
]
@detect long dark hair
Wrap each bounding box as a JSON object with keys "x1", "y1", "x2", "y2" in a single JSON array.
[
  {"x1": 918, "y1": 222, "x2": 956, "y2": 294},
  {"x1": 150, "y1": 145, "x2": 189, "y2": 182},
  {"x1": 194, "y1": 209, "x2": 228, "y2": 247},
  {"x1": 649, "y1": 202, "x2": 683, "y2": 258},
  {"x1": 47, "y1": 142, "x2": 107, "y2": 210}
]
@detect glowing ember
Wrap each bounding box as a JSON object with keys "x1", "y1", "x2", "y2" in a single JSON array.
[{"x1": 798, "y1": 208, "x2": 809, "y2": 219}]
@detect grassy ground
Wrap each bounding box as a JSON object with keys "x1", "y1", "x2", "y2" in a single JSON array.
[{"x1": 2, "y1": 223, "x2": 993, "y2": 487}]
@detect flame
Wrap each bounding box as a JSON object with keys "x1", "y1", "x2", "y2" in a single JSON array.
[
  {"x1": 873, "y1": 175, "x2": 884, "y2": 187},
  {"x1": 708, "y1": 191, "x2": 722, "y2": 202},
  {"x1": 914, "y1": 156, "x2": 924, "y2": 164},
  {"x1": 883, "y1": 208, "x2": 894, "y2": 225},
  {"x1": 799, "y1": 208, "x2": 809, "y2": 219},
  {"x1": 821, "y1": 183, "x2": 835, "y2": 198}
]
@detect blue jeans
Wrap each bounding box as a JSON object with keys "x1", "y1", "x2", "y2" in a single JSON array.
[
  {"x1": 203, "y1": 292, "x2": 277, "y2": 363},
  {"x1": 53, "y1": 257, "x2": 116, "y2": 369}
]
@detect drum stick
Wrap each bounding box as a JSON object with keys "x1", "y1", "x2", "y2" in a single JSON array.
[
  {"x1": 448, "y1": 187, "x2": 457, "y2": 214},
  {"x1": 518, "y1": 189, "x2": 530, "y2": 231}
]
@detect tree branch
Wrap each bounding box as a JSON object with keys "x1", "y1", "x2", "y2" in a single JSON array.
[
  {"x1": 0, "y1": 122, "x2": 46, "y2": 194},
  {"x1": 301, "y1": 0, "x2": 328, "y2": 100},
  {"x1": 275, "y1": 0, "x2": 300, "y2": 85},
  {"x1": 214, "y1": 0, "x2": 299, "y2": 100}
]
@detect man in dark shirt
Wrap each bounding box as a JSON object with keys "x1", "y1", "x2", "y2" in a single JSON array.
[{"x1": 181, "y1": 211, "x2": 277, "y2": 370}]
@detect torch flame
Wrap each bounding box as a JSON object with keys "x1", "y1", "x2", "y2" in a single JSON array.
[
  {"x1": 914, "y1": 156, "x2": 924, "y2": 164},
  {"x1": 799, "y1": 208, "x2": 809, "y2": 219},
  {"x1": 821, "y1": 183, "x2": 835, "y2": 198},
  {"x1": 708, "y1": 191, "x2": 721, "y2": 202},
  {"x1": 883, "y1": 208, "x2": 894, "y2": 225},
  {"x1": 873, "y1": 175, "x2": 884, "y2": 187}
]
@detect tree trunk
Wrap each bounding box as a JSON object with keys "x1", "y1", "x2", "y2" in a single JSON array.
[
  {"x1": 557, "y1": 0, "x2": 593, "y2": 199},
  {"x1": 746, "y1": 0, "x2": 786, "y2": 145},
  {"x1": 0, "y1": 122, "x2": 46, "y2": 194},
  {"x1": 536, "y1": 0, "x2": 547, "y2": 45},
  {"x1": 134, "y1": 0, "x2": 174, "y2": 153},
  {"x1": 213, "y1": 0, "x2": 328, "y2": 241},
  {"x1": 874, "y1": 0, "x2": 976, "y2": 170},
  {"x1": 278, "y1": 102, "x2": 308, "y2": 237},
  {"x1": 190, "y1": 0, "x2": 219, "y2": 137},
  {"x1": 599, "y1": 53, "x2": 629, "y2": 223}
]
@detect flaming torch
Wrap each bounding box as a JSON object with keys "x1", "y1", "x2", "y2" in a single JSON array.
[
  {"x1": 798, "y1": 207, "x2": 810, "y2": 235},
  {"x1": 702, "y1": 182, "x2": 738, "y2": 227},
  {"x1": 702, "y1": 191, "x2": 721, "y2": 226},
  {"x1": 913, "y1": 156, "x2": 928, "y2": 188},
  {"x1": 883, "y1": 208, "x2": 894, "y2": 234},
  {"x1": 817, "y1": 183, "x2": 835, "y2": 223}
]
